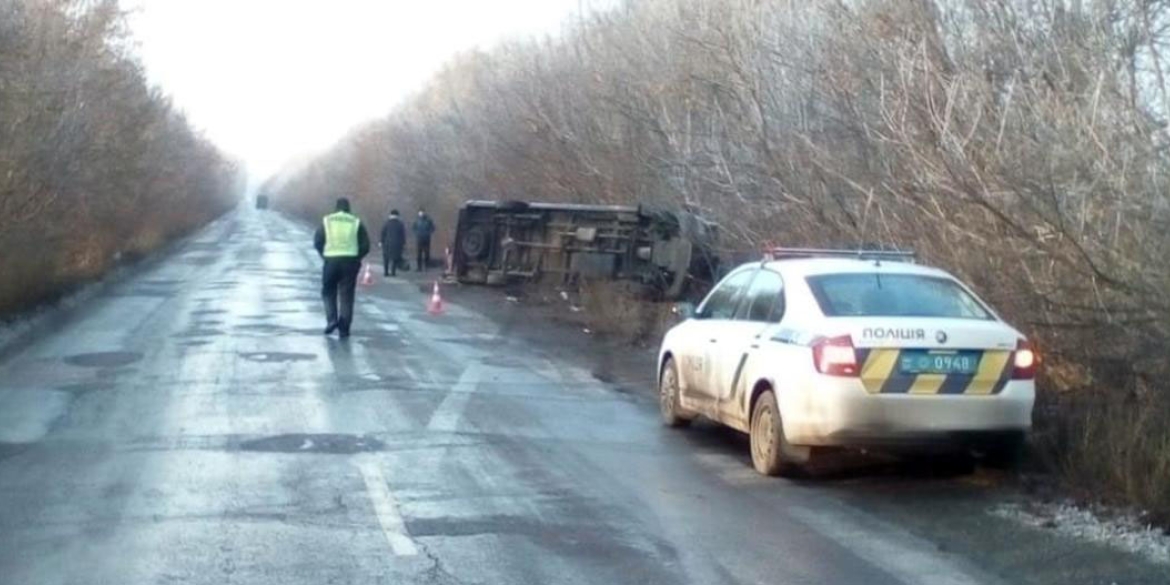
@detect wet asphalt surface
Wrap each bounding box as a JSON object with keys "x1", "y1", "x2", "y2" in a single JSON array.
[{"x1": 0, "y1": 209, "x2": 1164, "y2": 585}]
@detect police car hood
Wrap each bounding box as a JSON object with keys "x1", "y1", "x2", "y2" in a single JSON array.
[{"x1": 823, "y1": 318, "x2": 1022, "y2": 351}]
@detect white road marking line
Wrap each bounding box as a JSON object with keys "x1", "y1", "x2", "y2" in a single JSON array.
[
  {"x1": 426, "y1": 363, "x2": 483, "y2": 432},
  {"x1": 357, "y1": 459, "x2": 418, "y2": 557},
  {"x1": 789, "y1": 507, "x2": 995, "y2": 585},
  {"x1": 402, "y1": 364, "x2": 420, "y2": 382},
  {"x1": 524, "y1": 356, "x2": 608, "y2": 396}
]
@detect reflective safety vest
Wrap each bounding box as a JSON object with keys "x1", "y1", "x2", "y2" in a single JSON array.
[{"x1": 322, "y1": 211, "x2": 361, "y2": 258}]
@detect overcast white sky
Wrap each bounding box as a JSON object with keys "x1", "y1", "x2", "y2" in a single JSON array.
[{"x1": 122, "y1": 1, "x2": 593, "y2": 183}]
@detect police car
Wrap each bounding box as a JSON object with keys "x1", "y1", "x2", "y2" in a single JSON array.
[{"x1": 657, "y1": 248, "x2": 1036, "y2": 476}]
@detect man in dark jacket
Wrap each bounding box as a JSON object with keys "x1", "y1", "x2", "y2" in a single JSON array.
[
  {"x1": 379, "y1": 209, "x2": 406, "y2": 276},
  {"x1": 412, "y1": 209, "x2": 436, "y2": 272},
  {"x1": 313, "y1": 198, "x2": 370, "y2": 338}
]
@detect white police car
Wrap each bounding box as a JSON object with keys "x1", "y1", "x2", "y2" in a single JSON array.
[{"x1": 657, "y1": 249, "x2": 1036, "y2": 476}]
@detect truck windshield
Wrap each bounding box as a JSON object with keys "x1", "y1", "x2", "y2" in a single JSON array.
[{"x1": 806, "y1": 273, "x2": 993, "y2": 320}]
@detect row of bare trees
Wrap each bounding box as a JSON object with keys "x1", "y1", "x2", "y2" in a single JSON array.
[
  {"x1": 0, "y1": 0, "x2": 239, "y2": 316},
  {"x1": 273, "y1": 0, "x2": 1170, "y2": 515}
]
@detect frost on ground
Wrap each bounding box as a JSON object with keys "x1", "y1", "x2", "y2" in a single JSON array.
[{"x1": 991, "y1": 501, "x2": 1170, "y2": 565}]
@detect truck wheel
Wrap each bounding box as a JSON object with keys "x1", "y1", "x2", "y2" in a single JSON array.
[
  {"x1": 750, "y1": 389, "x2": 809, "y2": 476},
  {"x1": 460, "y1": 227, "x2": 490, "y2": 259},
  {"x1": 659, "y1": 358, "x2": 692, "y2": 428}
]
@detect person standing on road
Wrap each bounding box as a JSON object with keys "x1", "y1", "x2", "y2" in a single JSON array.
[
  {"x1": 313, "y1": 198, "x2": 370, "y2": 338},
  {"x1": 379, "y1": 209, "x2": 406, "y2": 277},
  {"x1": 412, "y1": 209, "x2": 436, "y2": 272}
]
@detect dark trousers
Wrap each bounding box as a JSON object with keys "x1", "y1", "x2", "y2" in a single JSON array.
[
  {"x1": 383, "y1": 250, "x2": 402, "y2": 276},
  {"x1": 416, "y1": 238, "x2": 431, "y2": 272},
  {"x1": 322, "y1": 258, "x2": 361, "y2": 331}
]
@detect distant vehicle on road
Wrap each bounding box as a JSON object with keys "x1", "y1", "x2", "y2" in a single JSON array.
[
  {"x1": 657, "y1": 248, "x2": 1037, "y2": 475},
  {"x1": 450, "y1": 200, "x2": 718, "y2": 299},
  {"x1": 255, "y1": 195, "x2": 269, "y2": 209}
]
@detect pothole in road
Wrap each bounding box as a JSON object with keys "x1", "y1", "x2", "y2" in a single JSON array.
[
  {"x1": 239, "y1": 351, "x2": 317, "y2": 363},
  {"x1": 234, "y1": 323, "x2": 283, "y2": 332},
  {"x1": 411, "y1": 313, "x2": 455, "y2": 324},
  {"x1": 237, "y1": 433, "x2": 385, "y2": 454},
  {"x1": 439, "y1": 336, "x2": 500, "y2": 347},
  {"x1": 360, "y1": 336, "x2": 405, "y2": 350},
  {"x1": 179, "y1": 255, "x2": 217, "y2": 266},
  {"x1": 64, "y1": 351, "x2": 143, "y2": 368},
  {"x1": 55, "y1": 381, "x2": 116, "y2": 395},
  {"x1": 113, "y1": 289, "x2": 175, "y2": 299},
  {"x1": 480, "y1": 356, "x2": 527, "y2": 368},
  {"x1": 173, "y1": 329, "x2": 223, "y2": 339}
]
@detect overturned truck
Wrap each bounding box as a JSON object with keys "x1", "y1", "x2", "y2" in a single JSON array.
[{"x1": 451, "y1": 200, "x2": 717, "y2": 299}]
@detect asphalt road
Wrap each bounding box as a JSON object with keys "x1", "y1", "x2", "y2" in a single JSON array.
[{"x1": 0, "y1": 209, "x2": 1163, "y2": 585}]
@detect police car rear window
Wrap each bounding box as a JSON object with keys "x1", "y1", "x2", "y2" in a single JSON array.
[{"x1": 805, "y1": 273, "x2": 993, "y2": 320}]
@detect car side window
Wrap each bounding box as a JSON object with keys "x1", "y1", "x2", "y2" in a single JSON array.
[
  {"x1": 699, "y1": 269, "x2": 756, "y2": 320},
  {"x1": 742, "y1": 270, "x2": 785, "y2": 322}
]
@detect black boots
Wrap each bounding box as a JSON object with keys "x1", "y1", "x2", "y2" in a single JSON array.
[{"x1": 325, "y1": 319, "x2": 349, "y2": 338}]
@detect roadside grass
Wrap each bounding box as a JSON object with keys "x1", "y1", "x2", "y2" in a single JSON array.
[
  {"x1": 0, "y1": 231, "x2": 105, "y2": 318},
  {"x1": 578, "y1": 280, "x2": 673, "y2": 345},
  {"x1": 0, "y1": 215, "x2": 222, "y2": 319},
  {"x1": 1034, "y1": 393, "x2": 1170, "y2": 528}
]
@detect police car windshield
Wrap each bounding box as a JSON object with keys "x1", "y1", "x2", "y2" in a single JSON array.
[{"x1": 806, "y1": 273, "x2": 993, "y2": 320}]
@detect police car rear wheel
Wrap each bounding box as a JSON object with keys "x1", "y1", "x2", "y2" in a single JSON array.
[
  {"x1": 659, "y1": 358, "x2": 692, "y2": 428},
  {"x1": 750, "y1": 390, "x2": 808, "y2": 476}
]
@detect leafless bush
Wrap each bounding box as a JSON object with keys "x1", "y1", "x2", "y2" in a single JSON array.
[
  {"x1": 272, "y1": 0, "x2": 1170, "y2": 515},
  {"x1": 0, "y1": 0, "x2": 239, "y2": 315}
]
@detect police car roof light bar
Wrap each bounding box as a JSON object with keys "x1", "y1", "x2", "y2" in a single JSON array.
[{"x1": 763, "y1": 247, "x2": 917, "y2": 263}]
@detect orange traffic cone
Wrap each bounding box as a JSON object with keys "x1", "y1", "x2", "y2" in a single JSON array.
[
  {"x1": 427, "y1": 280, "x2": 444, "y2": 315},
  {"x1": 360, "y1": 262, "x2": 374, "y2": 287}
]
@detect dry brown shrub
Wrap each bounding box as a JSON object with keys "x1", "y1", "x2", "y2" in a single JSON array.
[{"x1": 0, "y1": 0, "x2": 238, "y2": 316}]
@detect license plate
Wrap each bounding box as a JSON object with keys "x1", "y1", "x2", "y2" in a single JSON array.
[{"x1": 899, "y1": 351, "x2": 981, "y2": 375}]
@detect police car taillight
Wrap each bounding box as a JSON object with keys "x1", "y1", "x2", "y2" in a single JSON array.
[
  {"x1": 813, "y1": 335, "x2": 859, "y2": 377},
  {"x1": 1012, "y1": 339, "x2": 1037, "y2": 380}
]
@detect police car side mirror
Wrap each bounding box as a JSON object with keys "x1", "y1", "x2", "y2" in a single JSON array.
[{"x1": 672, "y1": 302, "x2": 697, "y2": 321}]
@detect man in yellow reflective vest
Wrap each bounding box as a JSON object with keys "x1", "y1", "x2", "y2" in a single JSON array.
[{"x1": 313, "y1": 198, "x2": 371, "y2": 338}]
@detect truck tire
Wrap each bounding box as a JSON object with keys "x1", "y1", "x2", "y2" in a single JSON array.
[{"x1": 460, "y1": 226, "x2": 490, "y2": 259}]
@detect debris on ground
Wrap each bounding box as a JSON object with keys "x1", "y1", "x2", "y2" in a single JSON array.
[{"x1": 990, "y1": 501, "x2": 1170, "y2": 565}]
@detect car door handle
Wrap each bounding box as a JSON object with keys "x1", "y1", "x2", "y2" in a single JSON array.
[
  {"x1": 750, "y1": 344, "x2": 760, "y2": 349},
  {"x1": 709, "y1": 339, "x2": 718, "y2": 344}
]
